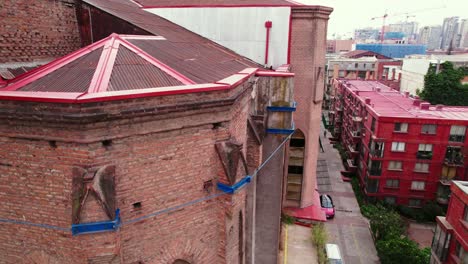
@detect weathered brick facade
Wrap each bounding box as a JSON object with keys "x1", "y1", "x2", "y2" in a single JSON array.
[
  {"x1": 0, "y1": 0, "x2": 81, "y2": 63},
  {"x1": 0, "y1": 79, "x2": 255, "y2": 263}
]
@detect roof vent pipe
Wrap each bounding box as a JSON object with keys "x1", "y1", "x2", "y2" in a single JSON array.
[
  {"x1": 264, "y1": 21, "x2": 273, "y2": 65},
  {"x1": 376, "y1": 87, "x2": 381, "y2": 92},
  {"x1": 413, "y1": 99, "x2": 421, "y2": 106},
  {"x1": 420, "y1": 102, "x2": 430, "y2": 110},
  {"x1": 404, "y1": 91, "x2": 410, "y2": 98},
  {"x1": 435, "y1": 104, "x2": 444, "y2": 110},
  {"x1": 365, "y1": 98, "x2": 371, "y2": 104}
]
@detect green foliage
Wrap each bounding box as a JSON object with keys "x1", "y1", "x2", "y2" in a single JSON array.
[
  {"x1": 281, "y1": 213, "x2": 295, "y2": 225},
  {"x1": 397, "y1": 201, "x2": 445, "y2": 223},
  {"x1": 418, "y1": 61, "x2": 468, "y2": 106},
  {"x1": 369, "y1": 205, "x2": 405, "y2": 241},
  {"x1": 311, "y1": 223, "x2": 328, "y2": 264},
  {"x1": 376, "y1": 237, "x2": 431, "y2": 264},
  {"x1": 333, "y1": 142, "x2": 349, "y2": 162}
]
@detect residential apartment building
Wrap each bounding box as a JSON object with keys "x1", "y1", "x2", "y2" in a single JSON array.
[
  {"x1": 418, "y1": 26, "x2": 442, "y2": 50},
  {"x1": 441, "y1": 17, "x2": 460, "y2": 50},
  {"x1": 329, "y1": 80, "x2": 468, "y2": 207},
  {"x1": 326, "y1": 39, "x2": 354, "y2": 53},
  {"x1": 431, "y1": 181, "x2": 468, "y2": 264}
]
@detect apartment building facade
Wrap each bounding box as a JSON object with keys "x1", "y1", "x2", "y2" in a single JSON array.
[
  {"x1": 431, "y1": 181, "x2": 468, "y2": 264},
  {"x1": 330, "y1": 80, "x2": 468, "y2": 207}
]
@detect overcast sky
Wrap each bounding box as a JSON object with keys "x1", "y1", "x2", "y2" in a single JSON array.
[{"x1": 295, "y1": 0, "x2": 468, "y2": 38}]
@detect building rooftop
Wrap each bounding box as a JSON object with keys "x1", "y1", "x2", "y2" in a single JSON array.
[
  {"x1": 342, "y1": 50, "x2": 392, "y2": 60},
  {"x1": 0, "y1": 34, "x2": 276, "y2": 103},
  {"x1": 341, "y1": 80, "x2": 468, "y2": 121},
  {"x1": 134, "y1": 0, "x2": 304, "y2": 7},
  {"x1": 453, "y1": 181, "x2": 468, "y2": 196}
]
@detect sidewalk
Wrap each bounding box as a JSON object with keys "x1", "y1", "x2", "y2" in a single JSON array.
[
  {"x1": 318, "y1": 121, "x2": 380, "y2": 264},
  {"x1": 284, "y1": 224, "x2": 318, "y2": 264}
]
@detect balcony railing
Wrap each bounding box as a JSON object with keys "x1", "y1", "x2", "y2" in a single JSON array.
[
  {"x1": 351, "y1": 131, "x2": 361, "y2": 138},
  {"x1": 370, "y1": 149, "x2": 383, "y2": 158},
  {"x1": 444, "y1": 148, "x2": 464, "y2": 166},
  {"x1": 368, "y1": 168, "x2": 382, "y2": 176},
  {"x1": 416, "y1": 151, "x2": 433, "y2": 160}
]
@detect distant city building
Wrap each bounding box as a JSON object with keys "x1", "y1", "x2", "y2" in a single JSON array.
[
  {"x1": 356, "y1": 43, "x2": 426, "y2": 59},
  {"x1": 418, "y1": 26, "x2": 442, "y2": 50},
  {"x1": 441, "y1": 17, "x2": 460, "y2": 50},
  {"x1": 326, "y1": 39, "x2": 354, "y2": 53},
  {"x1": 430, "y1": 181, "x2": 468, "y2": 264},
  {"x1": 330, "y1": 80, "x2": 468, "y2": 207},
  {"x1": 388, "y1": 21, "x2": 419, "y2": 42},
  {"x1": 354, "y1": 28, "x2": 379, "y2": 43},
  {"x1": 457, "y1": 18, "x2": 468, "y2": 48},
  {"x1": 400, "y1": 54, "x2": 468, "y2": 95}
]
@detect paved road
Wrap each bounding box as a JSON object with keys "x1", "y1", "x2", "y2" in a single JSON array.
[{"x1": 318, "y1": 123, "x2": 380, "y2": 264}]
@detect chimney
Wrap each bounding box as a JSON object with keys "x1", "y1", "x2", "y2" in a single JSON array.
[
  {"x1": 420, "y1": 102, "x2": 430, "y2": 110},
  {"x1": 404, "y1": 91, "x2": 409, "y2": 98},
  {"x1": 435, "y1": 104, "x2": 444, "y2": 110},
  {"x1": 413, "y1": 99, "x2": 421, "y2": 106},
  {"x1": 365, "y1": 97, "x2": 371, "y2": 104}
]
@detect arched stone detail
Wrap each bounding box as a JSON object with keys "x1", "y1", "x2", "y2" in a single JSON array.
[{"x1": 149, "y1": 239, "x2": 213, "y2": 264}]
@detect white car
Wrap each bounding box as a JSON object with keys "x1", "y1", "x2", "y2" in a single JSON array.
[{"x1": 325, "y1": 243, "x2": 344, "y2": 264}]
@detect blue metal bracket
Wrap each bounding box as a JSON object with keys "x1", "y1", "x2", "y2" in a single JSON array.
[
  {"x1": 266, "y1": 122, "x2": 296, "y2": 135},
  {"x1": 71, "y1": 209, "x2": 121, "y2": 236},
  {"x1": 267, "y1": 101, "x2": 297, "y2": 112},
  {"x1": 217, "y1": 175, "x2": 252, "y2": 194}
]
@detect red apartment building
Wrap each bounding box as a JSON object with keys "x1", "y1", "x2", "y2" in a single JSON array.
[
  {"x1": 330, "y1": 80, "x2": 468, "y2": 207},
  {"x1": 431, "y1": 181, "x2": 468, "y2": 264}
]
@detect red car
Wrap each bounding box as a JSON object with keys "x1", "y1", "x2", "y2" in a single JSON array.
[{"x1": 320, "y1": 194, "x2": 335, "y2": 219}]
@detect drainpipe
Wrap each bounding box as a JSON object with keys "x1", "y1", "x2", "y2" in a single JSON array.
[{"x1": 264, "y1": 21, "x2": 273, "y2": 66}]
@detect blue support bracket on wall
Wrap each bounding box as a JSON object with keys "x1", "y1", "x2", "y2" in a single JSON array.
[
  {"x1": 266, "y1": 101, "x2": 297, "y2": 112},
  {"x1": 217, "y1": 175, "x2": 252, "y2": 194},
  {"x1": 266, "y1": 123, "x2": 296, "y2": 135},
  {"x1": 71, "y1": 209, "x2": 121, "y2": 236}
]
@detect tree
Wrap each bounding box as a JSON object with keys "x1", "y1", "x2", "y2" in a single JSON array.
[
  {"x1": 376, "y1": 237, "x2": 431, "y2": 264},
  {"x1": 418, "y1": 61, "x2": 468, "y2": 106}
]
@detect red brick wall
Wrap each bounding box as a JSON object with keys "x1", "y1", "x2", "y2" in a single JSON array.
[
  {"x1": 0, "y1": 80, "x2": 253, "y2": 263},
  {"x1": 0, "y1": 0, "x2": 81, "y2": 63}
]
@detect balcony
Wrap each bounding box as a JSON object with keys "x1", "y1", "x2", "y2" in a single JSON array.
[
  {"x1": 368, "y1": 168, "x2": 382, "y2": 176},
  {"x1": 370, "y1": 149, "x2": 383, "y2": 158},
  {"x1": 416, "y1": 151, "x2": 433, "y2": 160},
  {"x1": 444, "y1": 147, "x2": 464, "y2": 166},
  {"x1": 351, "y1": 130, "x2": 361, "y2": 138},
  {"x1": 347, "y1": 144, "x2": 359, "y2": 156},
  {"x1": 436, "y1": 184, "x2": 450, "y2": 205},
  {"x1": 351, "y1": 116, "x2": 363, "y2": 122},
  {"x1": 346, "y1": 159, "x2": 357, "y2": 171}
]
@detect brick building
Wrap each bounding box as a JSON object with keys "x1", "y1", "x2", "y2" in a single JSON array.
[
  {"x1": 431, "y1": 181, "x2": 468, "y2": 264},
  {"x1": 0, "y1": 0, "x2": 332, "y2": 263},
  {"x1": 330, "y1": 80, "x2": 468, "y2": 207}
]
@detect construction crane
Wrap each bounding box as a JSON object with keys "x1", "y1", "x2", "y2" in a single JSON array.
[{"x1": 370, "y1": 5, "x2": 446, "y2": 44}]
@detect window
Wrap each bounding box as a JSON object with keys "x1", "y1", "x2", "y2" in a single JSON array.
[
  {"x1": 431, "y1": 225, "x2": 451, "y2": 262},
  {"x1": 355, "y1": 63, "x2": 358, "y2": 68},
  {"x1": 421, "y1": 124, "x2": 437, "y2": 134},
  {"x1": 388, "y1": 161, "x2": 402, "y2": 171},
  {"x1": 411, "y1": 181, "x2": 426, "y2": 190},
  {"x1": 449, "y1": 125, "x2": 466, "y2": 142},
  {"x1": 417, "y1": 144, "x2": 433, "y2": 159},
  {"x1": 394, "y1": 122, "x2": 408, "y2": 132},
  {"x1": 368, "y1": 160, "x2": 382, "y2": 176},
  {"x1": 464, "y1": 205, "x2": 468, "y2": 222},
  {"x1": 371, "y1": 117, "x2": 376, "y2": 133},
  {"x1": 385, "y1": 179, "x2": 399, "y2": 188},
  {"x1": 409, "y1": 199, "x2": 422, "y2": 207},
  {"x1": 366, "y1": 179, "x2": 379, "y2": 193},
  {"x1": 338, "y1": 70, "x2": 345, "y2": 78},
  {"x1": 456, "y1": 241, "x2": 467, "y2": 264},
  {"x1": 384, "y1": 196, "x2": 396, "y2": 205},
  {"x1": 414, "y1": 163, "x2": 430, "y2": 172},
  {"x1": 391, "y1": 142, "x2": 405, "y2": 152},
  {"x1": 441, "y1": 165, "x2": 457, "y2": 180}
]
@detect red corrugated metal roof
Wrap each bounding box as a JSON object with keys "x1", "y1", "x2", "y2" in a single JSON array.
[
  {"x1": 342, "y1": 80, "x2": 468, "y2": 121},
  {"x1": 135, "y1": 0, "x2": 303, "y2": 7},
  {"x1": 4, "y1": 34, "x2": 190, "y2": 93}
]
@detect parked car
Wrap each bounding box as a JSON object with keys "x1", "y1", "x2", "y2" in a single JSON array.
[
  {"x1": 320, "y1": 194, "x2": 335, "y2": 219},
  {"x1": 325, "y1": 243, "x2": 344, "y2": 264}
]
